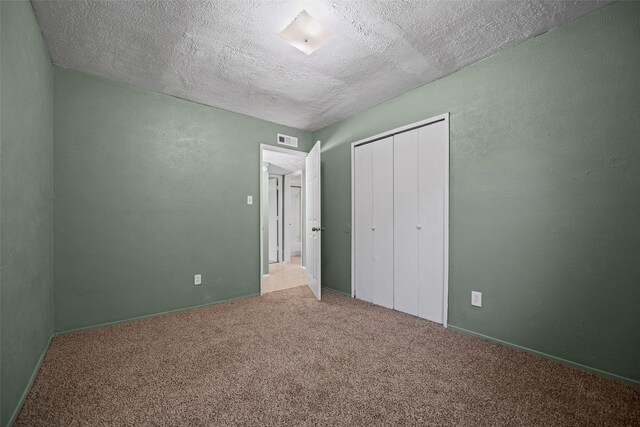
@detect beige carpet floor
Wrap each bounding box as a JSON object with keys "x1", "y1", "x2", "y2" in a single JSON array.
[{"x1": 17, "y1": 287, "x2": 639, "y2": 426}]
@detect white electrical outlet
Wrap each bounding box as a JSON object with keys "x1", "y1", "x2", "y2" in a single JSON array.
[
  {"x1": 247, "y1": 195, "x2": 253, "y2": 205},
  {"x1": 471, "y1": 291, "x2": 482, "y2": 307},
  {"x1": 194, "y1": 274, "x2": 202, "y2": 286}
]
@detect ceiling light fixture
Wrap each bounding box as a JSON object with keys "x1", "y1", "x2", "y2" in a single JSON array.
[{"x1": 278, "y1": 10, "x2": 333, "y2": 55}]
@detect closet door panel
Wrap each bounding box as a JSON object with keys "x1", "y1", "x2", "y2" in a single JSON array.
[
  {"x1": 417, "y1": 122, "x2": 446, "y2": 323},
  {"x1": 372, "y1": 137, "x2": 394, "y2": 309},
  {"x1": 354, "y1": 143, "x2": 374, "y2": 303},
  {"x1": 393, "y1": 130, "x2": 419, "y2": 316}
]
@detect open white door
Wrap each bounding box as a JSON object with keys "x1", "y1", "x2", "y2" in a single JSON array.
[{"x1": 305, "y1": 141, "x2": 321, "y2": 300}]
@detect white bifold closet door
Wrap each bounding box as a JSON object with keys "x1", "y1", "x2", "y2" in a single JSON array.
[
  {"x1": 416, "y1": 122, "x2": 446, "y2": 322},
  {"x1": 393, "y1": 130, "x2": 420, "y2": 316},
  {"x1": 354, "y1": 136, "x2": 394, "y2": 308},
  {"x1": 393, "y1": 122, "x2": 447, "y2": 323}
]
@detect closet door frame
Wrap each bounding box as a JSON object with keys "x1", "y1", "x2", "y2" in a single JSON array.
[{"x1": 350, "y1": 113, "x2": 450, "y2": 327}]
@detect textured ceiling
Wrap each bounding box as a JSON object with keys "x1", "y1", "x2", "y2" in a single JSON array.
[
  {"x1": 32, "y1": 0, "x2": 611, "y2": 131},
  {"x1": 264, "y1": 150, "x2": 306, "y2": 174}
]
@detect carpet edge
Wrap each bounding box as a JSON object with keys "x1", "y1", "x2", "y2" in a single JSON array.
[
  {"x1": 448, "y1": 325, "x2": 639, "y2": 387},
  {"x1": 54, "y1": 293, "x2": 261, "y2": 336},
  {"x1": 6, "y1": 334, "x2": 53, "y2": 427},
  {"x1": 322, "y1": 286, "x2": 351, "y2": 297}
]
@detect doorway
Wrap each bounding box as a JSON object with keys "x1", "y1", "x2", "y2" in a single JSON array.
[{"x1": 260, "y1": 143, "x2": 322, "y2": 299}]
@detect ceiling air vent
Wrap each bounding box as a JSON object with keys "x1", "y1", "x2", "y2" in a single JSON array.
[{"x1": 277, "y1": 133, "x2": 298, "y2": 148}]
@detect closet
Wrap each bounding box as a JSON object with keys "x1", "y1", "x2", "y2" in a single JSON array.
[
  {"x1": 352, "y1": 114, "x2": 449, "y2": 325},
  {"x1": 354, "y1": 136, "x2": 394, "y2": 309}
]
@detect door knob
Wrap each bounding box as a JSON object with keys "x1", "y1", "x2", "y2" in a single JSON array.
[
  {"x1": 312, "y1": 227, "x2": 325, "y2": 232},
  {"x1": 416, "y1": 224, "x2": 422, "y2": 230},
  {"x1": 371, "y1": 226, "x2": 376, "y2": 231}
]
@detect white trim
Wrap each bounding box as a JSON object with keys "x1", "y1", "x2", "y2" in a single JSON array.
[
  {"x1": 259, "y1": 144, "x2": 307, "y2": 296},
  {"x1": 351, "y1": 113, "x2": 449, "y2": 147},
  {"x1": 261, "y1": 143, "x2": 309, "y2": 157},
  {"x1": 350, "y1": 142, "x2": 356, "y2": 298},
  {"x1": 442, "y1": 114, "x2": 450, "y2": 328},
  {"x1": 350, "y1": 113, "x2": 450, "y2": 326}
]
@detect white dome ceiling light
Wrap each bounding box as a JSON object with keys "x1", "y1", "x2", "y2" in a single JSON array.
[{"x1": 278, "y1": 10, "x2": 333, "y2": 55}]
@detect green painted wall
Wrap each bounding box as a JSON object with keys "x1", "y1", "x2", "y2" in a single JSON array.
[
  {"x1": 53, "y1": 68, "x2": 312, "y2": 332},
  {"x1": 313, "y1": 1, "x2": 640, "y2": 383},
  {"x1": 0, "y1": 1, "x2": 54, "y2": 425}
]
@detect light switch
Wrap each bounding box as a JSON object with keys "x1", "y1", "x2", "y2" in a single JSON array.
[
  {"x1": 247, "y1": 196, "x2": 253, "y2": 205},
  {"x1": 194, "y1": 274, "x2": 202, "y2": 286},
  {"x1": 471, "y1": 291, "x2": 482, "y2": 307}
]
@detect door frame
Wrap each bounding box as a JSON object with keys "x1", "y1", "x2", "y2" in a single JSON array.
[
  {"x1": 260, "y1": 144, "x2": 308, "y2": 295},
  {"x1": 350, "y1": 113, "x2": 450, "y2": 327}
]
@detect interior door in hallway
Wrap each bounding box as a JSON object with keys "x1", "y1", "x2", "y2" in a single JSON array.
[{"x1": 268, "y1": 177, "x2": 279, "y2": 263}]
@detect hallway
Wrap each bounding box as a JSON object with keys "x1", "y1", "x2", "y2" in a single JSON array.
[{"x1": 263, "y1": 256, "x2": 306, "y2": 294}]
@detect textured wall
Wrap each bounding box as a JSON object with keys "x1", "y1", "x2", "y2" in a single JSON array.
[
  {"x1": 0, "y1": 1, "x2": 54, "y2": 425},
  {"x1": 53, "y1": 69, "x2": 312, "y2": 332},
  {"x1": 313, "y1": 1, "x2": 640, "y2": 382}
]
